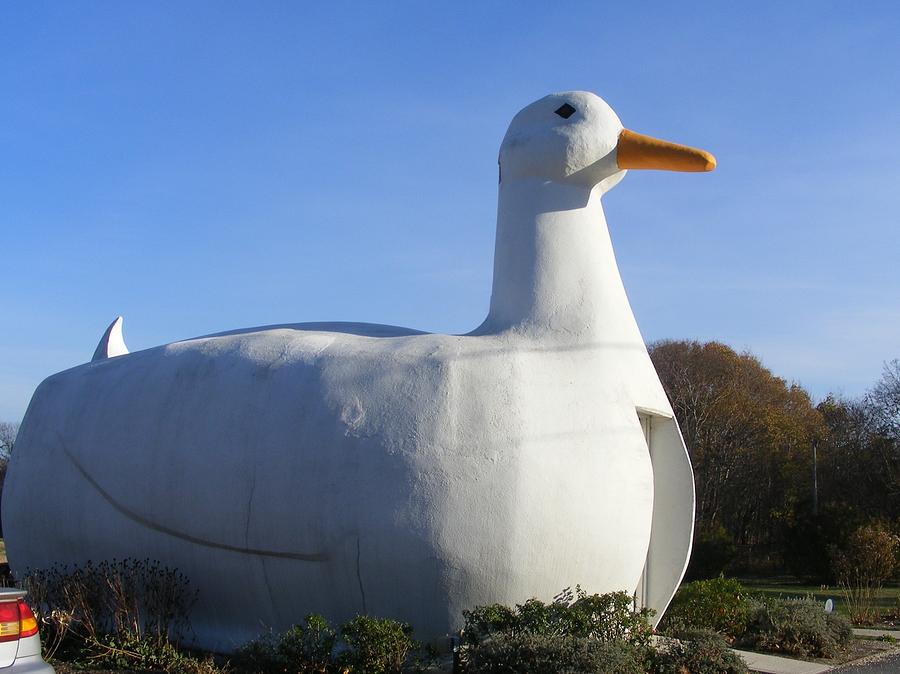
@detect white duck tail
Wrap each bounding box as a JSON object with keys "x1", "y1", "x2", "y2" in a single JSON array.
[{"x1": 91, "y1": 316, "x2": 129, "y2": 362}]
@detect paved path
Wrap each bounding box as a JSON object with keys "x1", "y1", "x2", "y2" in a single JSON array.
[
  {"x1": 731, "y1": 629, "x2": 900, "y2": 673},
  {"x1": 733, "y1": 649, "x2": 833, "y2": 674},
  {"x1": 852, "y1": 628, "x2": 900, "y2": 639}
]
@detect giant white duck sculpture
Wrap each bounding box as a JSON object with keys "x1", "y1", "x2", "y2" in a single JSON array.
[{"x1": 4, "y1": 91, "x2": 715, "y2": 650}]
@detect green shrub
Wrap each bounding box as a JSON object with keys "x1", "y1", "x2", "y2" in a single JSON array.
[
  {"x1": 337, "y1": 615, "x2": 415, "y2": 674},
  {"x1": 234, "y1": 614, "x2": 415, "y2": 674},
  {"x1": 232, "y1": 614, "x2": 337, "y2": 673},
  {"x1": 740, "y1": 596, "x2": 852, "y2": 658},
  {"x1": 658, "y1": 576, "x2": 749, "y2": 638},
  {"x1": 462, "y1": 588, "x2": 653, "y2": 648},
  {"x1": 278, "y1": 615, "x2": 337, "y2": 670},
  {"x1": 651, "y1": 630, "x2": 748, "y2": 674},
  {"x1": 465, "y1": 632, "x2": 647, "y2": 674},
  {"x1": 460, "y1": 589, "x2": 654, "y2": 673},
  {"x1": 72, "y1": 632, "x2": 221, "y2": 672},
  {"x1": 827, "y1": 612, "x2": 853, "y2": 646},
  {"x1": 461, "y1": 603, "x2": 518, "y2": 645}
]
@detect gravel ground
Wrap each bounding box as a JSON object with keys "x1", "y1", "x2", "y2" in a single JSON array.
[{"x1": 833, "y1": 650, "x2": 900, "y2": 673}]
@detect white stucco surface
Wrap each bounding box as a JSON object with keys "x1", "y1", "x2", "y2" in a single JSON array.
[{"x1": 4, "y1": 92, "x2": 704, "y2": 650}]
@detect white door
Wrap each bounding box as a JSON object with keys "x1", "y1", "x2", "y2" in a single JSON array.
[{"x1": 635, "y1": 412, "x2": 652, "y2": 608}]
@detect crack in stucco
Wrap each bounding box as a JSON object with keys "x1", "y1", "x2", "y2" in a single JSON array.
[
  {"x1": 260, "y1": 557, "x2": 280, "y2": 626},
  {"x1": 59, "y1": 437, "x2": 328, "y2": 562},
  {"x1": 244, "y1": 468, "x2": 257, "y2": 548},
  {"x1": 356, "y1": 535, "x2": 367, "y2": 614}
]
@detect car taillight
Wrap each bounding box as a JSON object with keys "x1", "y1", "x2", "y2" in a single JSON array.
[
  {"x1": 0, "y1": 599, "x2": 38, "y2": 642},
  {"x1": 0, "y1": 601, "x2": 18, "y2": 642},
  {"x1": 18, "y1": 600, "x2": 38, "y2": 639}
]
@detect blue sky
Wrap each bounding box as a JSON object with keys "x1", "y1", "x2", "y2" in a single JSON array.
[{"x1": 3, "y1": 2, "x2": 899, "y2": 420}]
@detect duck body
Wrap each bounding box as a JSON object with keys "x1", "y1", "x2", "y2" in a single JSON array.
[
  {"x1": 8, "y1": 317, "x2": 655, "y2": 650},
  {"x1": 4, "y1": 92, "x2": 707, "y2": 649}
]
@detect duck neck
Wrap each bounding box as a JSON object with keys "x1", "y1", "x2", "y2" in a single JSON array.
[{"x1": 478, "y1": 178, "x2": 638, "y2": 341}]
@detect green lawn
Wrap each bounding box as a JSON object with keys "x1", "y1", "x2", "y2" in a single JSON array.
[{"x1": 740, "y1": 577, "x2": 900, "y2": 619}]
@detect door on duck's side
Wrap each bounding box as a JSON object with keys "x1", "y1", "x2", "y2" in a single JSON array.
[
  {"x1": 635, "y1": 412, "x2": 652, "y2": 609},
  {"x1": 633, "y1": 407, "x2": 696, "y2": 626}
]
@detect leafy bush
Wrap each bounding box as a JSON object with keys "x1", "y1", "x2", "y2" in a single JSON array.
[
  {"x1": 20, "y1": 558, "x2": 196, "y2": 664},
  {"x1": 460, "y1": 589, "x2": 654, "y2": 673},
  {"x1": 465, "y1": 632, "x2": 647, "y2": 674},
  {"x1": 652, "y1": 630, "x2": 748, "y2": 674},
  {"x1": 337, "y1": 615, "x2": 415, "y2": 674},
  {"x1": 76, "y1": 632, "x2": 222, "y2": 672},
  {"x1": 234, "y1": 614, "x2": 415, "y2": 674},
  {"x1": 461, "y1": 602, "x2": 518, "y2": 645},
  {"x1": 659, "y1": 576, "x2": 852, "y2": 660},
  {"x1": 658, "y1": 576, "x2": 749, "y2": 638},
  {"x1": 462, "y1": 587, "x2": 653, "y2": 648},
  {"x1": 740, "y1": 596, "x2": 852, "y2": 658},
  {"x1": 232, "y1": 614, "x2": 337, "y2": 673}
]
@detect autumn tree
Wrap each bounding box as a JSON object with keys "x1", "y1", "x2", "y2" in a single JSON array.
[
  {"x1": 0, "y1": 422, "x2": 17, "y2": 537},
  {"x1": 0, "y1": 421, "x2": 16, "y2": 476},
  {"x1": 865, "y1": 360, "x2": 900, "y2": 501},
  {"x1": 649, "y1": 340, "x2": 823, "y2": 576},
  {"x1": 831, "y1": 521, "x2": 899, "y2": 624},
  {"x1": 816, "y1": 396, "x2": 887, "y2": 515},
  {"x1": 776, "y1": 395, "x2": 882, "y2": 579},
  {"x1": 811, "y1": 364, "x2": 900, "y2": 534},
  {"x1": 869, "y1": 359, "x2": 900, "y2": 439}
]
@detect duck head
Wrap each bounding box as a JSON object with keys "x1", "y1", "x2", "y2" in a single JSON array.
[{"x1": 499, "y1": 91, "x2": 715, "y2": 194}]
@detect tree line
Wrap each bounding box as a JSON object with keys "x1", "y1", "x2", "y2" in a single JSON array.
[
  {"x1": 650, "y1": 340, "x2": 900, "y2": 581},
  {"x1": 0, "y1": 422, "x2": 16, "y2": 537}
]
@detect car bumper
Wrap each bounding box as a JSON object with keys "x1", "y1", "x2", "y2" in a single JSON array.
[{"x1": 4, "y1": 653, "x2": 55, "y2": 673}]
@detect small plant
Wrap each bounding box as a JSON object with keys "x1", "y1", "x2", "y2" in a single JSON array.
[
  {"x1": 657, "y1": 575, "x2": 750, "y2": 639},
  {"x1": 462, "y1": 587, "x2": 653, "y2": 648},
  {"x1": 830, "y1": 521, "x2": 899, "y2": 625},
  {"x1": 739, "y1": 596, "x2": 851, "y2": 658},
  {"x1": 233, "y1": 614, "x2": 337, "y2": 673},
  {"x1": 460, "y1": 588, "x2": 654, "y2": 672},
  {"x1": 282, "y1": 614, "x2": 338, "y2": 669},
  {"x1": 461, "y1": 602, "x2": 517, "y2": 645},
  {"x1": 337, "y1": 615, "x2": 415, "y2": 674},
  {"x1": 37, "y1": 607, "x2": 75, "y2": 660},
  {"x1": 234, "y1": 614, "x2": 416, "y2": 674},
  {"x1": 76, "y1": 632, "x2": 217, "y2": 672},
  {"x1": 465, "y1": 632, "x2": 647, "y2": 674},
  {"x1": 651, "y1": 629, "x2": 748, "y2": 674}
]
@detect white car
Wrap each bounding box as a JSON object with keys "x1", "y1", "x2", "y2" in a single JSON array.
[{"x1": 0, "y1": 589, "x2": 53, "y2": 673}]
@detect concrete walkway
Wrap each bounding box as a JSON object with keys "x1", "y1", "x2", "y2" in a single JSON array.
[
  {"x1": 734, "y1": 632, "x2": 900, "y2": 674},
  {"x1": 733, "y1": 649, "x2": 833, "y2": 674},
  {"x1": 852, "y1": 628, "x2": 900, "y2": 639}
]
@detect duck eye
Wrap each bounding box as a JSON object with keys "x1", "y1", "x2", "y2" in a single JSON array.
[{"x1": 554, "y1": 103, "x2": 576, "y2": 119}]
